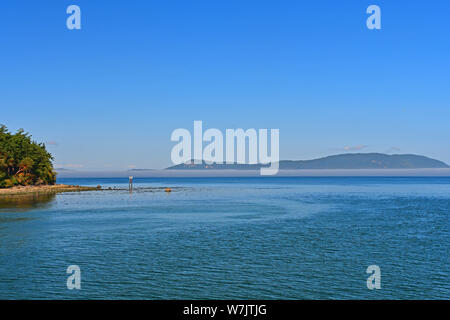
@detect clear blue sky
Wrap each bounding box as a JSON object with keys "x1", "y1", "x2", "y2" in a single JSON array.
[{"x1": 1, "y1": 1, "x2": 449, "y2": 170}]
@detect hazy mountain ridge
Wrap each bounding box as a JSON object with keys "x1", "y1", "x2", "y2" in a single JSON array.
[{"x1": 166, "y1": 153, "x2": 449, "y2": 170}]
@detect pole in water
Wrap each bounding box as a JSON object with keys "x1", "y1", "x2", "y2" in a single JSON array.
[{"x1": 129, "y1": 176, "x2": 133, "y2": 191}]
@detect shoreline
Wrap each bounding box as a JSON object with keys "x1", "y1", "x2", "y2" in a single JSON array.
[
  {"x1": 0, "y1": 184, "x2": 100, "y2": 196},
  {"x1": 55, "y1": 168, "x2": 450, "y2": 178}
]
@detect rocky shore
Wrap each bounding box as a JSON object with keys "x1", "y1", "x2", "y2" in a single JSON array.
[{"x1": 0, "y1": 184, "x2": 100, "y2": 195}]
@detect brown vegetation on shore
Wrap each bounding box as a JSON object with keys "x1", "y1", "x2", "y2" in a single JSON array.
[{"x1": 0, "y1": 184, "x2": 100, "y2": 195}]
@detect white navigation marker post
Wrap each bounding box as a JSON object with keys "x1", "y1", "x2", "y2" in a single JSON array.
[{"x1": 129, "y1": 176, "x2": 133, "y2": 191}]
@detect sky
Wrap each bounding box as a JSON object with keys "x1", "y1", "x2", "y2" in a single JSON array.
[{"x1": 1, "y1": 0, "x2": 449, "y2": 170}]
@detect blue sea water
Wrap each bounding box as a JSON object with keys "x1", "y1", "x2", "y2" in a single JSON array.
[{"x1": 0, "y1": 177, "x2": 449, "y2": 299}]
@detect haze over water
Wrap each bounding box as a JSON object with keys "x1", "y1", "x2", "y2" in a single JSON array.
[{"x1": 0, "y1": 177, "x2": 449, "y2": 299}]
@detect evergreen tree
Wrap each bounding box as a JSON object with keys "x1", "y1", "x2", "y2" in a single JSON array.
[{"x1": 0, "y1": 125, "x2": 56, "y2": 187}]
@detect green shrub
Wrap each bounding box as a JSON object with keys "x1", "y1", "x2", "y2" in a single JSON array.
[{"x1": 0, "y1": 125, "x2": 56, "y2": 188}]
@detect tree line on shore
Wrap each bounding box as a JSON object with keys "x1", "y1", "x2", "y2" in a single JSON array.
[{"x1": 0, "y1": 125, "x2": 56, "y2": 188}]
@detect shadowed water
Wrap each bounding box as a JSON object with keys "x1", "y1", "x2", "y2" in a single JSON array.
[
  {"x1": 0, "y1": 193, "x2": 56, "y2": 211},
  {"x1": 0, "y1": 177, "x2": 449, "y2": 299}
]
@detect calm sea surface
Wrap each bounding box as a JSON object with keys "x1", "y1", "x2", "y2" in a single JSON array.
[{"x1": 0, "y1": 177, "x2": 448, "y2": 299}]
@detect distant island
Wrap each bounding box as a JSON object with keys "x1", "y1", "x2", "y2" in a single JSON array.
[{"x1": 166, "y1": 153, "x2": 449, "y2": 170}]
